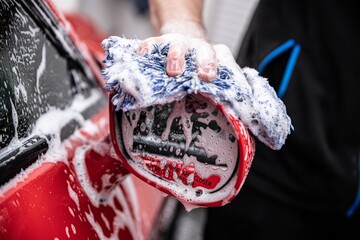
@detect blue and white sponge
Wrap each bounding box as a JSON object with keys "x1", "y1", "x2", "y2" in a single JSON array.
[{"x1": 101, "y1": 35, "x2": 293, "y2": 150}]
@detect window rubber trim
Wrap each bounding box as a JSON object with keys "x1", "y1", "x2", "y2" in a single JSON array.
[{"x1": 0, "y1": 135, "x2": 49, "y2": 186}]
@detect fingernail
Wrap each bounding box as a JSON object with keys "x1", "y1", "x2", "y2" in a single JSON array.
[
  {"x1": 203, "y1": 66, "x2": 215, "y2": 74},
  {"x1": 198, "y1": 63, "x2": 217, "y2": 81},
  {"x1": 167, "y1": 59, "x2": 183, "y2": 76},
  {"x1": 137, "y1": 46, "x2": 149, "y2": 56},
  {"x1": 169, "y1": 59, "x2": 179, "y2": 71}
]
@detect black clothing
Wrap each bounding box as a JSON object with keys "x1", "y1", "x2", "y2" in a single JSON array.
[
  {"x1": 204, "y1": 0, "x2": 360, "y2": 239},
  {"x1": 204, "y1": 187, "x2": 360, "y2": 239}
]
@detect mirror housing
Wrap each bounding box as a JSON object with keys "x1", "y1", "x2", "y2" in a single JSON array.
[{"x1": 109, "y1": 92, "x2": 255, "y2": 208}]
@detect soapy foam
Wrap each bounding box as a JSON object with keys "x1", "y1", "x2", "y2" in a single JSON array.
[
  {"x1": 102, "y1": 35, "x2": 293, "y2": 150},
  {"x1": 83, "y1": 180, "x2": 144, "y2": 240},
  {"x1": 120, "y1": 94, "x2": 240, "y2": 206},
  {"x1": 0, "y1": 88, "x2": 144, "y2": 238},
  {"x1": 36, "y1": 43, "x2": 46, "y2": 93},
  {"x1": 2, "y1": 3, "x2": 146, "y2": 237},
  {"x1": 0, "y1": 89, "x2": 103, "y2": 193},
  {"x1": 102, "y1": 34, "x2": 292, "y2": 208}
]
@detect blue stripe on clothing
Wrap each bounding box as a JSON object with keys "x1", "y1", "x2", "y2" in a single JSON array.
[
  {"x1": 258, "y1": 39, "x2": 295, "y2": 74},
  {"x1": 346, "y1": 151, "x2": 360, "y2": 217},
  {"x1": 257, "y1": 39, "x2": 300, "y2": 99},
  {"x1": 258, "y1": 39, "x2": 360, "y2": 217},
  {"x1": 277, "y1": 44, "x2": 301, "y2": 98}
]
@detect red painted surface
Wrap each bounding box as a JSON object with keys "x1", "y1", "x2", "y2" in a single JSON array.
[
  {"x1": 140, "y1": 155, "x2": 221, "y2": 190},
  {"x1": 1, "y1": 162, "x2": 108, "y2": 240},
  {"x1": 109, "y1": 93, "x2": 256, "y2": 208},
  {"x1": 0, "y1": 106, "x2": 165, "y2": 240},
  {"x1": 0, "y1": 1, "x2": 166, "y2": 239}
]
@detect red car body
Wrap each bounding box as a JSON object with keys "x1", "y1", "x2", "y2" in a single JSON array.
[{"x1": 0, "y1": 1, "x2": 167, "y2": 239}]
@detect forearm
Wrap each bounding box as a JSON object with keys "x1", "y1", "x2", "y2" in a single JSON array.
[{"x1": 148, "y1": 0, "x2": 206, "y2": 39}]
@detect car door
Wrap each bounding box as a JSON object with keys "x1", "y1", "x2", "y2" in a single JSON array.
[{"x1": 0, "y1": 1, "x2": 167, "y2": 239}]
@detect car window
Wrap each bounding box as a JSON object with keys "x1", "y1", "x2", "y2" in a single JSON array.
[
  {"x1": 0, "y1": 0, "x2": 105, "y2": 150},
  {"x1": 0, "y1": 0, "x2": 107, "y2": 185}
]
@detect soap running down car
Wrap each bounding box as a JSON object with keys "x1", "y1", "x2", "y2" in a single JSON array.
[{"x1": 0, "y1": 0, "x2": 168, "y2": 239}]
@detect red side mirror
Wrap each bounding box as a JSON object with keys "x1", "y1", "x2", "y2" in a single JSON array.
[{"x1": 109, "y1": 92, "x2": 255, "y2": 209}]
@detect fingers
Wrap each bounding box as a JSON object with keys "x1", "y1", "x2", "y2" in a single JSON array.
[
  {"x1": 137, "y1": 35, "x2": 187, "y2": 77},
  {"x1": 166, "y1": 41, "x2": 186, "y2": 77},
  {"x1": 136, "y1": 37, "x2": 161, "y2": 55},
  {"x1": 196, "y1": 41, "x2": 217, "y2": 82},
  {"x1": 136, "y1": 34, "x2": 217, "y2": 82}
]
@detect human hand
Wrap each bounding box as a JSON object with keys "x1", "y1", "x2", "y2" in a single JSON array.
[
  {"x1": 144, "y1": 0, "x2": 216, "y2": 81},
  {"x1": 136, "y1": 33, "x2": 217, "y2": 82}
]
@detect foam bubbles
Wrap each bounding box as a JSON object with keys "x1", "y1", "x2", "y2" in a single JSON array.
[{"x1": 102, "y1": 35, "x2": 293, "y2": 150}]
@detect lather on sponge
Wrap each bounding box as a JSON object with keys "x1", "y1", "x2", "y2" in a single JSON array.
[{"x1": 101, "y1": 35, "x2": 293, "y2": 150}]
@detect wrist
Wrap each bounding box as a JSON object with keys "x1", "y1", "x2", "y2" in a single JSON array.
[{"x1": 160, "y1": 20, "x2": 207, "y2": 40}]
